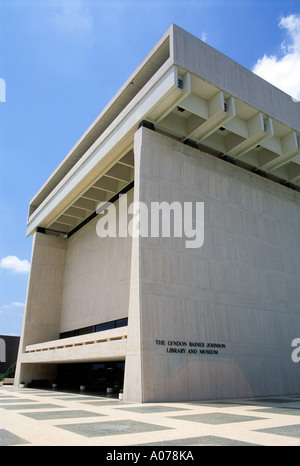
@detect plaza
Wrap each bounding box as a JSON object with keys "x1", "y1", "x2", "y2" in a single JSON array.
[{"x1": 2, "y1": 386, "x2": 300, "y2": 446}]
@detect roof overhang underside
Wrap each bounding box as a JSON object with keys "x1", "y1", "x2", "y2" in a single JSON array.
[{"x1": 26, "y1": 26, "x2": 300, "y2": 237}]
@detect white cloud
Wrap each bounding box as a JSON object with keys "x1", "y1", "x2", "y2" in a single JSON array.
[
  {"x1": 252, "y1": 14, "x2": 300, "y2": 101},
  {"x1": 0, "y1": 256, "x2": 30, "y2": 274},
  {"x1": 201, "y1": 32, "x2": 208, "y2": 43},
  {"x1": 50, "y1": 0, "x2": 94, "y2": 38},
  {"x1": 0, "y1": 302, "x2": 25, "y2": 315}
]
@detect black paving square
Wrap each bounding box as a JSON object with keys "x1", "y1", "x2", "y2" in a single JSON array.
[
  {"x1": 116, "y1": 405, "x2": 191, "y2": 413},
  {"x1": 81, "y1": 400, "x2": 128, "y2": 406},
  {"x1": 170, "y1": 412, "x2": 267, "y2": 424},
  {"x1": 21, "y1": 409, "x2": 105, "y2": 420},
  {"x1": 256, "y1": 424, "x2": 300, "y2": 439},
  {"x1": 0, "y1": 398, "x2": 36, "y2": 403},
  {"x1": 186, "y1": 401, "x2": 242, "y2": 408},
  {"x1": 58, "y1": 420, "x2": 173, "y2": 438},
  {"x1": 0, "y1": 403, "x2": 62, "y2": 410},
  {"x1": 56, "y1": 396, "x2": 105, "y2": 400},
  {"x1": 252, "y1": 407, "x2": 300, "y2": 416},
  {"x1": 0, "y1": 429, "x2": 30, "y2": 446},
  {"x1": 138, "y1": 435, "x2": 258, "y2": 446},
  {"x1": 251, "y1": 398, "x2": 300, "y2": 404}
]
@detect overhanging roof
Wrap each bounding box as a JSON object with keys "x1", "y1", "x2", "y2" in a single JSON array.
[{"x1": 27, "y1": 24, "x2": 300, "y2": 237}]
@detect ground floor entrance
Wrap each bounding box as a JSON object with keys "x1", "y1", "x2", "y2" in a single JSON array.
[{"x1": 57, "y1": 360, "x2": 125, "y2": 394}]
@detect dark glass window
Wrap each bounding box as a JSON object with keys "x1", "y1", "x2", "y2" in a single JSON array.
[
  {"x1": 60, "y1": 330, "x2": 78, "y2": 339},
  {"x1": 116, "y1": 318, "x2": 128, "y2": 328},
  {"x1": 78, "y1": 326, "x2": 93, "y2": 335},
  {"x1": 94, "y1": 321, "x2": 115, "y2": 332},
  {"x1": 60, "y1": 317, "x2": 128, "y2": 340}
]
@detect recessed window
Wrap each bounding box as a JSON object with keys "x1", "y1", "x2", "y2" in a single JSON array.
[{"x1": 60, "y1": 317, "x2": 128, "y2": 340}]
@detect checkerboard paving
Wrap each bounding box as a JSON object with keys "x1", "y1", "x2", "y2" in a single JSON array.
[{"x1": 1, "y1": 386, "x2": 300, "y2": 446}]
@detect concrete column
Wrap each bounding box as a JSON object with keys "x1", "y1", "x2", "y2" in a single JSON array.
[
  {"x1": 15, "y1": 232, "x2": 67, "y2": 386},
  {"x1": 123, "y1": 130, "x2": 143, "y2": 402}
]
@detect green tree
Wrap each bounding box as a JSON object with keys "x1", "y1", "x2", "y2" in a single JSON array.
[{"x1": 5, "y1": 362, "x2": 16, "y2": 378}]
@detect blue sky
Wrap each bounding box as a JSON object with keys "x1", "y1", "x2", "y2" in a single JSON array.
[{"x1": 1, "y1": 0, "x2": 300, "y2": 336}]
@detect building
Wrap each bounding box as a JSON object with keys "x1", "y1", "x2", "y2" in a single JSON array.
[
  {"x1": 15, "y1": 25, "x2": 300, "y2": 401},
  {"x1": 0, "y1": 335, "x2": 20, "y2": 375}
]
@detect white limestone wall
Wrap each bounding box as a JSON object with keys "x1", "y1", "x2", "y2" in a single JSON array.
[
  {"x1": 128, "y1": 127, "x2": 300, "y2": 402},
  {"x1": 60, "y1": 190, "x2": 133, "y2": 333}
]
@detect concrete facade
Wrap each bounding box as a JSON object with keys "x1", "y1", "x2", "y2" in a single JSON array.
[
  {"x1": 60, "y1": 190, "x2": 133, "y2": 334},
  {"x1": 124, "y1": 127, "x2": 300, "y2": 402},
  {"x1": 16, "y1": 25, "x2": 300, "y2": 401}
]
